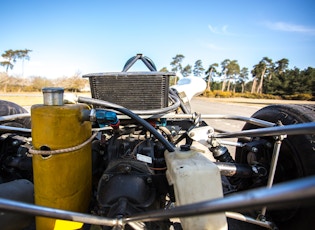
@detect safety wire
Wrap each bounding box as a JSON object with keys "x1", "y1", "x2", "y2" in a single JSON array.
[{"x1": 26, "y1": 132, "x2": 98, "y2": 156}]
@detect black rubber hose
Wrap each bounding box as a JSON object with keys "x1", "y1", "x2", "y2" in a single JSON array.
[
  {"x1": 169, "y1": 88, "x2": 190, "y2": 114},
  {"x1": 78, "y1": 97, "x2": 175, "y2": 152},
  {"x1": 116, "y1": 107, "x2": 175, "y2": 152}
]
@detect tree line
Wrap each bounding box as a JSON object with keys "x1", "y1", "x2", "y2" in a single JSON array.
[
  {"x1": 0, "y1": 72, "x2": 89, "y2": 93},
  {"x1": 0, "y1": 49, "x2": 89, "y2": 92},
  {"x1": 161, "y1": 54, "x2": 314, "y2": 100},
  {"x1": 0, "y1": 50, "x2": 314, "y2": 100}
]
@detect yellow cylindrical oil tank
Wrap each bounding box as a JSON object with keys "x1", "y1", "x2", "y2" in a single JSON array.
[{"x1": 31, "y1": 100, "x2": 92, "y2": 230}]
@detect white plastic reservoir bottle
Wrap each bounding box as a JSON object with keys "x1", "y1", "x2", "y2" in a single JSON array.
[{"x1": 165, "y1": 146, "x2": 228, "y2": 230}]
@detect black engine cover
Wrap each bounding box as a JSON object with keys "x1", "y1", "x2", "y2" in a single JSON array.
[{"x1": 97, "y1": 173, "x2": 155, "y2": 207}]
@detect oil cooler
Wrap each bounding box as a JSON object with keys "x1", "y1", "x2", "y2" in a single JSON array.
[{"x1": 83, "y1": 54, "x2": 175, "y2": 110}]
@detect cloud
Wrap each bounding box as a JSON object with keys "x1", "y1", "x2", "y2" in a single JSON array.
[
  {"x1": 263, "y1": 21, "x2": 315, "y2": 35},
  {"x1": 208, "y1": 24, "x2": 233, "y2": 36}
]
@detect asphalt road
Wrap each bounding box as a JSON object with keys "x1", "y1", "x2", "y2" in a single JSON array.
[{"x1": 190, "y1": 97, "x2": 262, "y2": 132}]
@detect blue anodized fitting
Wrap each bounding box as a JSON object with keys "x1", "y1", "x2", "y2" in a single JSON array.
[{"x1": 95, "y1": 110, "x2": 119, "y2": 127}]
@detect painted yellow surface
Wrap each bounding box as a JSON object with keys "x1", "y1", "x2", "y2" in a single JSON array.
[
  {"x1": 31, "y1": 103, "x2": 92, "y2": 230},
  {"x1": 54, "y1": 220, "x2": 83, "y2": 230}
]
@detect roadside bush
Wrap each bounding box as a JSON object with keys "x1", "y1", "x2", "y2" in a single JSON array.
[
  {"x1": 213, "y1": 90, "x2": 233, "y2": 98},
  {"x1": 200, "y1": 91, "x2": 295, "y2": 100},
  {"x1": 202, "y1": 89, "x2": 215, "y2": 97},
  {"x1": 282, "y1": 94, "x2": 313, "y2": 100},
  {"x1": 233, "y1": 92, "x2": 281, "y2": 99}
]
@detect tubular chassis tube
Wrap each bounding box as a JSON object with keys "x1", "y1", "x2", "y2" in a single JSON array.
[
  {"x1": 0, "y1": 176, "x2": 314, "y2": 227},
  {"x1": 214, "y1": 122, "x2": 315, "y2": 138},
  {"x1": 123, "y1": 175, "x2": 315, "y2": 223}
]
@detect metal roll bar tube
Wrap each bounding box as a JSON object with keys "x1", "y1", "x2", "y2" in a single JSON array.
[
  {"x1": 0, "y1": 125, "x2": 31, "y2": 133},
  {"x1": 0, "y1": 113, "x2": 30, "y2": 122},
  {"x1": 123, "y1": 175, "x2": 315, "y2": 223},
  {"x1": 261, "y1": 135, "x2": 284, "y2": 216},
  {"x1": 214, "y1": 122, "x2": 315, "y2": 138},
  {"x1": 0, "y1": 198, "x2": 119, "y2": 227},
  {"x1": 0, "y1": 176, "x2": 314, "y2": 228},
  {"x1": 225, "y1": 212, "x2": 275, "y2": 229}
]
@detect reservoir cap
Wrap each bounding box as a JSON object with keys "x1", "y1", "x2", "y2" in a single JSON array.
[{"x1": 42, "y1": 87, "x2": 64, "y2": 106}]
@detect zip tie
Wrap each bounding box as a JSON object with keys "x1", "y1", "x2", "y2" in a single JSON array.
[{"x1": 27, "y1": 132, "x2": 98, "y2": 156}]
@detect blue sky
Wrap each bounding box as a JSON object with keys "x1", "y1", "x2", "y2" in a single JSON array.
[{"x1": 1, "y1": 0, "x2": 315, "y2": 78}]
